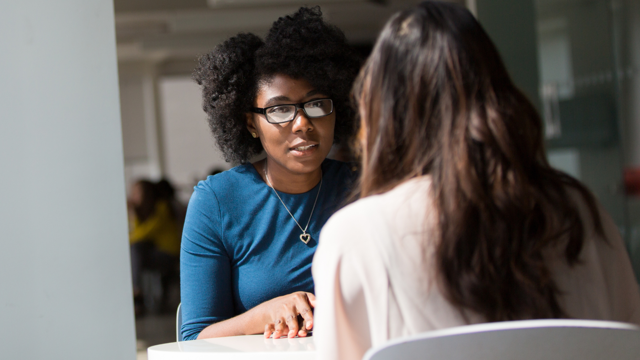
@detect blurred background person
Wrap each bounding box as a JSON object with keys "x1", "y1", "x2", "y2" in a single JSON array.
[
  {"x1": 156, "y1": 178, "x2": 187, "y2": 235},
  {"x1": 129, "y1": 179, "x2": 182, "y2": 316},
  {"x1": 313, "y1": 2, "x2": 640, "y2": 359}
]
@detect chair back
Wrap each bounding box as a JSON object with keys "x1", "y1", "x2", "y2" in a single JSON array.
[
  {"x1": 363, "y1": 319, "x2": 640, "y2": 360},
  {"x1": 176, "y1": 302, "x2": 183, "y2": 342}
]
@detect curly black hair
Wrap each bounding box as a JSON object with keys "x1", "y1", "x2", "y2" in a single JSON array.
[{"x1": 193, "y1": 6, "x2": 362, "y2": 164}]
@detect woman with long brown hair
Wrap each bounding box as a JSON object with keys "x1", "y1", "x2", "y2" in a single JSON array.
[{"x1": 312, "y1": 2, "x2": 640, "y2": 359}]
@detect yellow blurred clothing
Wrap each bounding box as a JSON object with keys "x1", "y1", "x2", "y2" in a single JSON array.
[{"x1": 129, "y1": 200, "x2": 181, "y2": 256}]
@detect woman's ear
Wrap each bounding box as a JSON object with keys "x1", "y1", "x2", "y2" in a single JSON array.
[{"x1": 246, "y1": 113, "x2": 259, "y2": 138}]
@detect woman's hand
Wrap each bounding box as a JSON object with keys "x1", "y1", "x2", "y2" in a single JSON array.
[
  {"x1": 194, "y1": 291, "x2": 316, "y2": 340},
  {"x1": 260, "y1": 292, "x2": 316, "y2": 339}
]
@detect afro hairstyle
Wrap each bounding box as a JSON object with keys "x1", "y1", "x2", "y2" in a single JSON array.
[{"x1": 192, "y1": 6, "x2": 362, "y2": 164}]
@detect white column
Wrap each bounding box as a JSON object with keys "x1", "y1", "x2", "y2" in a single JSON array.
[
  {"x1": 0, "y1": 1, "x2": 136, "y2": 359},
  {"x1": 141, "y1": 63, "x2": 165, "y2": 179}
]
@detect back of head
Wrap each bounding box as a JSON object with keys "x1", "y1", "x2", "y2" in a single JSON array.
[
  {"x1": 133, "y1": 179, "x2": 159, "y2": 223},
  {"x1": 354, "y1": 1, "x2": 604, "y2": 321},
  {"x1": 355, "y1": 1, "x2": 539, "y2": 193},
  {"x1": 156, "y1": 178, "x2": 175, "y2": 200}
]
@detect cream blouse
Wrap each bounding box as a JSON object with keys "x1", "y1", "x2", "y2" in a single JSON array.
[{"x1": 312, "y1": 177, "x2": 640, "y2": 360}]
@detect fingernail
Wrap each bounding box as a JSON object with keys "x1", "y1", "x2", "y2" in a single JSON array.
[{"x1": 288, "y1": 330, "x2": 295, "y2": 337}]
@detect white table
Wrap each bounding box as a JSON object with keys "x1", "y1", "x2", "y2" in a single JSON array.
[{"x1": 147, "y1": 334, "x2": 316, "y2": 360}]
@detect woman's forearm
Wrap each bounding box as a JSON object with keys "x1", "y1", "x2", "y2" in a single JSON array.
[{"x1": 196, "y1": 306, "x2": 265, "y2": 339}]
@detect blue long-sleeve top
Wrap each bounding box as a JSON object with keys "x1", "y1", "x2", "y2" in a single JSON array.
[{"x1": 180, "y1": 159, "x2": 354, "y2": 340}]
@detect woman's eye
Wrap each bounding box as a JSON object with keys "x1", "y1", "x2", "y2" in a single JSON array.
[
  {"x1": 308, "y1": 101, "x2": 323, "y2": 108},
  {"x1": 267, "y1": 106, "x2": 291, "y2": 114}
]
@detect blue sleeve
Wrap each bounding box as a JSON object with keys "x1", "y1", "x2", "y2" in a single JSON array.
[{"x1": 180, "y1": 182, "x2": 234, "y2": 341}]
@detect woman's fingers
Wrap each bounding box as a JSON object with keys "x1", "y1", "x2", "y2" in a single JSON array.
[
  {"x1": 297, "y1": 314, "x2": 308, "y2": 337},
  {"x1": 285, "y1": 312, "x2": 299, "y2": 338},
  {"x1": 296, "y1": 293, "x2": 314, "y2": 331},
  {"x1": 273, "y1": 317, "x2": 288, "y2": 339},
  {"x1": 264, "y1": 323, "x2": 274, "y2": 339},
  {"x1": 263, "y1": 292, "x2": 317, "y2": 338},
  {"x1": 306, "y1": 292, "x2": 317, "y2": 307},
  {"x1": 266, "y1": 319, "x2": 291, "y2": 339}
]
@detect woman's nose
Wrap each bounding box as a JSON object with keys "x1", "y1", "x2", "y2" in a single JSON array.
[{"x1": 291, "y1": 109, "x2": 314, "y2": 133}]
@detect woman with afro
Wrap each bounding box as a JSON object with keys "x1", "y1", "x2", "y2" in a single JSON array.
[{"x1": 180, "y1": 7, "x2": 361, "y2": 341}]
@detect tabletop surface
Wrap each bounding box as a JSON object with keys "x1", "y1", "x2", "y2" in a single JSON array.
[{"x1": 147, "y1": 334, "x2": 316, "y2": 360}]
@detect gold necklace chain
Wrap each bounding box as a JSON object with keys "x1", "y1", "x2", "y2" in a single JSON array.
[{"x1": 263, "y1": 163, "x2": 322, "y2": 244}]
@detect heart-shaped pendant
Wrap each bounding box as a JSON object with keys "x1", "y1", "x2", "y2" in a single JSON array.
[{"x1": 300, "y1": 233, "x2": 311, "y2": 244}]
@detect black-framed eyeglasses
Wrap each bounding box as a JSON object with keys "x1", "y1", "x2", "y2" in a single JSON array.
[{"x1": 250, "y1": 98, "x2": 334, "y2": 124}]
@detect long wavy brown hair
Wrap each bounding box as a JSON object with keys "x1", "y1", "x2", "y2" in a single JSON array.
[{"x1": 352, "y1": 1, "x2": 604, "y2": 321}]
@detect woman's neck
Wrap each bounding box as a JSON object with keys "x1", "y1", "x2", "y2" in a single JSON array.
[{"x1": 255, "y1": 158, "x2": 322, "y2": 194}]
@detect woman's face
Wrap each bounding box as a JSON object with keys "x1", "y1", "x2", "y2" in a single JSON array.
[
  {"x1": 130, "y1": 182, "x2": 144, "y2": 207},
  {"x1": 247, "y1": 74, "x2": 336, "y2": 176}
]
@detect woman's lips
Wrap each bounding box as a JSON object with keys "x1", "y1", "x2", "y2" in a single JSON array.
[{"x1": 289, "y1": 144, "x2": 319, "y2": 156}]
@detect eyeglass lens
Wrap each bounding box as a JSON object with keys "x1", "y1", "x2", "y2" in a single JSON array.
[{"x1": 266, "y1": 99, "x2": 332, "y2": 123}]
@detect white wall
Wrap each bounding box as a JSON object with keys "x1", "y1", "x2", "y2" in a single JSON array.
[
  {"x1": 158, "y1": 76, "x2": 229, "y2": 202},
  {"x1": 119, "y1": 62, "x2": 164, "y2": 194},
  {"x1": 120, "y1": 76, "x2": 149, "y2": 160},
  {"x1": 0, "y1": 1, "x2": 136, "y2": 359},
  {"x1": 118, "y1": 70, "x2": 229, "y2": 202}
]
